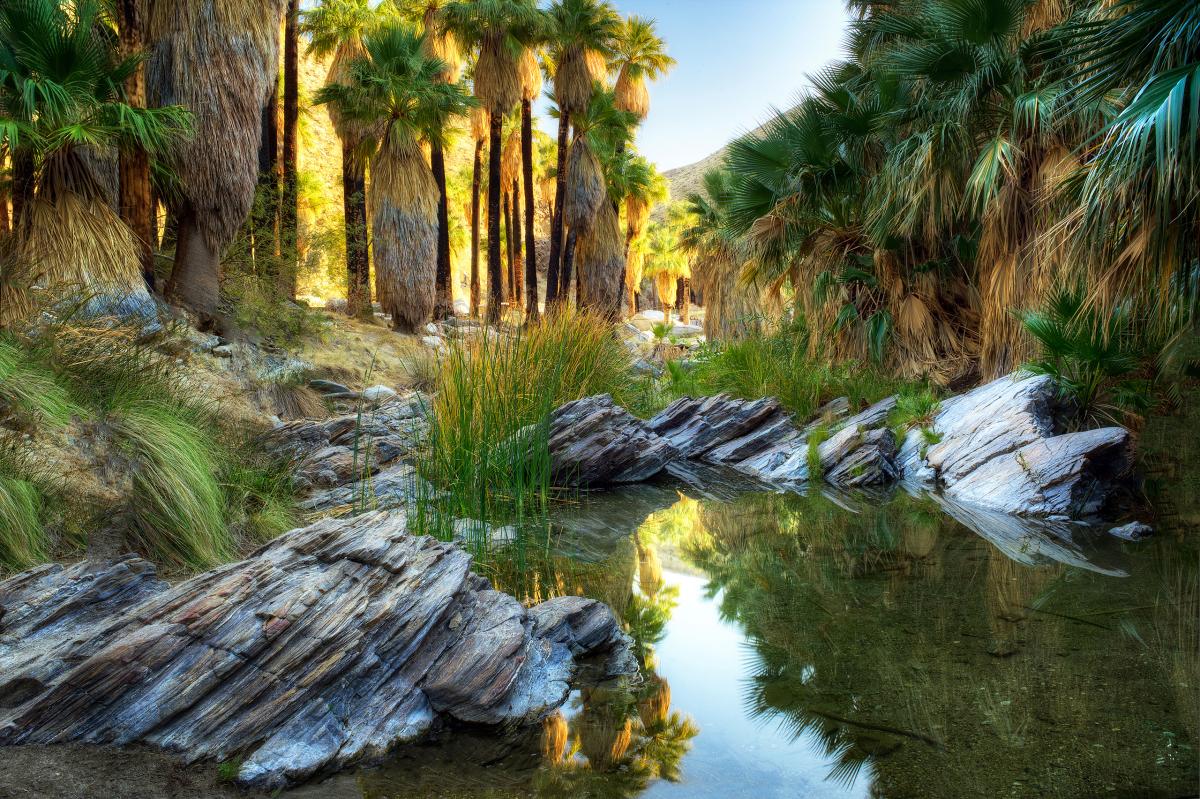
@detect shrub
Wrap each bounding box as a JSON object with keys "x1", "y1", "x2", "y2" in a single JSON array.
[{"x1": 0, "y1": 444, "x2": 52, "y2": 572}]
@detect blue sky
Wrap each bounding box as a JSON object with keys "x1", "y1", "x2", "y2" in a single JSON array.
[{"x1": 597, "y1": 1, "x2": 854, "y2": 171}]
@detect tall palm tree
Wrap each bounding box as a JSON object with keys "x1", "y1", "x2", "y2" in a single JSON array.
[
  {"x1": 444, "y1": 0, "x2": 544, "y2": 325},
  {"x1": 467, "y1": 105, "x2": 487, "y2": 316},
  {"x1": 544, "y1": 0, "x2": 619, "y2": 309},
  {"x1": 518, "y1": 45, "x2": 543, "y2": 321},
  {"x1": 610, "y1": 15, "x2": 673, "y2": 152},
  {"x1": 317, "y1": 26, "x2": 473, "y2": 332},
  {"x1": 148, "y1": 0, "x2": 287, "y2": 322},
  {"x1": 281, "y1": 0, "x2": 300, "y2": 298},
  {"x1": 397, "y1": 0, "x2": 465, "y2": 319},
  {"x1": 612, "y1": 154, "x2": 666, "y2": 315},
  {"x1": 302, "y1": 0, "x2": 381, "y2": 317},
  {"x1": 113, "y1": 0, "x2": 155, "y2": 289},
  {"x1": 0, "y1": 0, "x2": 189, "y2": 322}
]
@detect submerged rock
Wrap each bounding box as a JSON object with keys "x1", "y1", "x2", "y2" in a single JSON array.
[
  {"x1": 1107, "y1": 521, "x2": 1154, "y2": 541},
  {"x1": 0, "y1": 513, "x2": 634, "y2": 788},
  {"x1": 819, "y1": 425, "x2": 899, "y2": 488}
]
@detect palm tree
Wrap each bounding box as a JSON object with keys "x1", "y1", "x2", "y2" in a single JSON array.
[
  {"x1": 302, "y1": 0, "x2": 381, "y2": 318},
  {"x1": 147, "y1": 0, "x2": 287, "y2": 322},
  {"x1": 518, "y1": 45, "x2": 543, "y2": 321},
  {"x1": 611, "y1": 15, "x2": 674, "y2": 141},
  {"x1": 317, "y1": 26, "x2": 473, "y2": 333},
  {"x1": 544, "y1": 0, "x2": 619, "y2": 309},
  {"x1": 642, "y1": 221, "x2": 688, "y2": 324},
  {"x1": 613, "y1": 154, "x2": 666, "y2": 315},
  {"x1": 281, "y1": 0, "x2": 300, "y2": 298},
  {"x1": 113, "y1": 0, "x2": 155, "y2": 289},
  {"x1": 0, "y1": 0, "x2": 189, "y2": 322},
  {"x1": 443, "y1": 0, "x2": 544, "y2": 325},
  {"x1": 569, "y1": 90, "x2": 635, "y2": 318},
  {"x1": 397, "y1": 0, "x2": 465, "y2": 319}
]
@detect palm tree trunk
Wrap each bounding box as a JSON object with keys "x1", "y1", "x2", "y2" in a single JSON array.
[
  {"x1": 511, "y1": 178, "x2": 523, "y2": 308},
  {"x1": 470, "y1": 138, "x2": 482, "y2": 318},
  {"x1": 431, "y1": 139, "x2": 453, "y2": 319},
  {"x1": 561, "y1": 227, "x2": 578, "y2": 310},
  {"x1": 254, "y1": 80, "x2": 280, "y2": 263},
  {"x1": 115, "y1": 0, "x2": 155, "y2": 291},
  {"x1": 521, "y1": 99, "x2": 539, "y2": 323},
  {"x1": 546, "y1": 110, "x2": 569, "y2": 309},
  {"x1": 503, "y1": 189, "x2": 514, "y2": 306},
  {"x1": 0, "y1": 151, "x2": 9, "y2": 235},
  {"x1": 169, "y1": 205, "x2": 222, "y2": 321},
  {"x1": 341, "y1": 141, "x2": 369, "y2": 317},
  {"x1": 281, "y1": 0, "x2": 299, "y2": 299},
  {"x1": 677, "y1": 276, "x2": 690, "y2": 325},
  {"x1": 486, "y1": 112, "x2": 504, "y2": 325}
]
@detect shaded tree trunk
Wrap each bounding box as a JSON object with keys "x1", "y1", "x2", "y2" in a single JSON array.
[
  {"x1": 431, "y1": 140, "x2": 453, "y2": 319},
  {"x1": 561, "y1": 227, "x2": 578, "y2": 310},
  {"x1": 342, "y1": 141, "x2": 369, "y2": 317},
  {"x1": 115, "y1": 0, "x2": 155, "y2": 291},
  {"x1": 503, "y1": 189, "x2": 513, "y2": 307},
  {"x1": 168, "y1": 206, "x2": 222, "y2": 322},
  {"x1": 521, "y1": 99, "x2": 538, "y2": 323},
  {"x1": 254, "y1": 73, "x2": 281, "y2": 265},
  {"x1": 11, "y1": 149, "x2": 34, "y2": 234},
  {"x1": 546, "y1": 111, "x2": 569, "y2": 309},
  {"x1": 0, "y1": 152, "x2": 9, "y2": 235},
  {"x1": 486, "y1": 112, "x2": 504, "y2": 325},
  {"x1": 470, "y1": 139, "x2": 482, "y2": 318},
  {"x1": 510, "y1": 178, "x2": 522, "y2": 308},
  {"x1": 281, "y1": 0, "x2": 299, "y2": 299}
]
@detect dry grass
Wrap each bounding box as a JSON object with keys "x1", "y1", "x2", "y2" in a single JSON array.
[
  {"x1": 370, "y1": 136, "x2": 439, "y2": 332},
  {"x1": 614, "y1": 67, "x2": 649, "y2": 120},
  {"x1": 475, "y1": 33, "x2": 521, "y2": 115},
  {"x1": 148, "y1": 0, "x2": 286, "y2": 252},
  {"x1": 577, "y1": 202, "x2": 625, "y2": 319},
  {"x1": 564, "y1": 139, "x2": 605, "y2": 235},
  {"x1": 554, "y1": 45, "x2": 604, "y2": 114},
  {"x1": 518, "y1": 47, "x2": 542, "y2": 101}
]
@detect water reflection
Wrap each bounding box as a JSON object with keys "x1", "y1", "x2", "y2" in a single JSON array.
[{"x1": 331, "y1": 482, "x2": 1197, "y2": 799}]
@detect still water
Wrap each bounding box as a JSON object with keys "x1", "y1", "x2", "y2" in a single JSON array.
[{"x1": 310, "y1": 472, "x2": 1199, "y2": 799}]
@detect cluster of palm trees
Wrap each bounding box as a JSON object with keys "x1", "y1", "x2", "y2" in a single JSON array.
[
  {"x1": 310, "y1": 0, "x2": 676, "y2": 330},
  {"x1": 0, "y1": 0, "x2": 675, "y2": 334},
  {"x1": 685, "y1": 0, "x2": 1198, "y2": 382}
]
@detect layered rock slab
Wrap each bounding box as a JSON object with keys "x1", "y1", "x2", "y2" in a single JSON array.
[{"x1": 0, "y1": 513, "x2": 633, "y2": 788}]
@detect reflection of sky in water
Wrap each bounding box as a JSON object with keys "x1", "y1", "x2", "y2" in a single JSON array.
[{"x1": 641, "y1": 571, "x2": 868, "y2": 799}]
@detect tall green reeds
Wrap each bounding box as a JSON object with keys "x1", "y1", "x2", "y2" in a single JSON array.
[{"x1": 421, "y1": 311, "x2": 638, "y2": 525}]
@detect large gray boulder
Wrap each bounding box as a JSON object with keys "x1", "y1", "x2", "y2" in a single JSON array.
[
  {"x1": 0, "y1": 513, "x2": 634, "y2": 788},
  {"x1": 539, "y1": 395, "x2": 677, "y2": 486},
  {"x1": 647, "y1": 394, "x2": 789, "y2": 460}
]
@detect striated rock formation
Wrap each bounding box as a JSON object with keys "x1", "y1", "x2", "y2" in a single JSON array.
[
  {"x1": 0, "y1": 513, "x2": 634, "y2": 789},
  {"x1": 539, "y1": 374, "x2": 1135, "y2": 520}
]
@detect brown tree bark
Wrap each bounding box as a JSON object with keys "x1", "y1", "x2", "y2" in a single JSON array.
[
  {"x1": 342, "y1": 141, "x2": 370, "y2": 317},
  {"x1": 486, "y1": 112, "x2": 504, "y2": 325},
  {"x1": 677, "y1": 276, "x2": 690, "y2": 325},
  {"x1": 546, "y1": 111, "x2": 569, "y2": 309},
  {"x1": 281, "y1": 0, "x2": 299, "y2": 298},
  {"x1": 503, "y1": 189, "x2": 513, "y2": 307},
  {"x1": 521, "y1": 99, "x2": 538, "y2": 322},
  {"x1": 431, "y1": 140, "x2": 453, "y2": 319},
  {"x1": 561, "y1": 227, "x2": 578, "y2": 310},
  {"x1": 254, "y1": 72, "x2": 281, "y2": 265},
  {"x1": 168, "y1": 206, "x2": 222, "y2": 322},
  {"x1": 470, "y1": 138, "x2": 483, "y2": 318},
  {"x1": 11, "y1": 149, "x2": 34, "y2": 234},
  {"x1": 510, "y1": 178, "x2": 522, "y2": 308},
  {"x1": 115, "y1": 0, "x2": 155, "y2": 291}
]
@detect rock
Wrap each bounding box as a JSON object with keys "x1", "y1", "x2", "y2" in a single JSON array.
[
  {"x1": 632, "y1": 359, "x2": 661, "y2": 377},
  {"x1": 295, "y1": 445, "x2": 377, "y2": 489},
  {"x1": 424, "y1": 322, "x2": 439, "y2": 336},
  {"x1": 261, "y1": 420, "x2": 331, "y2": 462},
  {"x1": 0, "y1": 513, "x2": 635, "y2": 788},
  {"x1": 211, "y1": 344, "x2": 234, "y2": 358},
  {"x1": 832, "y1": 396, "x2": 897, "y2": 434},
  {"x1": 670, "y1": 324, "x2": 703, "y2": 338},
  {"x1": 897, "y1": 427, "x2": 937, "y2": 484},
  {"x1": 945, "y1": 426, "x2": 1132, "y2": 516},
  {"x1": 923, "y1": 374, "x2": 1058, "y2": 484},
  {"x1": 421, "y1": 336, "x2": 445, "y2": 350},
  {"x1": 309, "y1": 379, "x2": 354, "y2": 397},
  {"x1": 648, "y1": 395, "x2": 787, "y2": 460},
  {"x1": 74, "y1": 291, "x2": 164, "y2": 338},
  {"x1": 818, "y1": 425, "x2": 898, "y2": 487},
  {"x1": 182, "y1": 329, "x2": 221, "y2": 354},
  {"x1": 538, "y1": 395, "x2": 677, "y2": 487},
  {"x1": 705, "y1": 409, "x2": 798, "y2": 465},
  {"x1": 452, "y1": 518, "x2": 518, "y2": 548},
  {"x1": 361, "y1": 385, "x2": 398, "y2": 405},
  {"x1": 1108, "y1": 521, "x2": 1154, "y2": 541},
  {"x1": 298, "y1": 463, "x2": 427, "y2": 515},
  {"x1": 811, "y1": 396, "x2": 851, "y2": 423}
]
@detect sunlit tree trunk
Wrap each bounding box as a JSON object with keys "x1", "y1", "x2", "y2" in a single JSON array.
[
  {"x1": 677, "y1": 276, "x2": 690, "y2": 324},
  {"x1": 470, "y1": 139, "x2": 482, "y2": 318}
]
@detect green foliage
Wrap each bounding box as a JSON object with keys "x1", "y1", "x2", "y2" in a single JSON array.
[
  {"x1": 888, "y1": 385, "x2": 941, "y2": 441},
  {"x1": 1017, "y1": 288, "x2": 1156, "y2": 428},
  {"x1": 806, "y1": 424, "x2": 830, "y2": 480},
  {"x1": 677, "y1": 322, "x2": 907, "y2": 421},
  {"x1": 0, "y1": 320, "x2": 300, "y2": 572}
]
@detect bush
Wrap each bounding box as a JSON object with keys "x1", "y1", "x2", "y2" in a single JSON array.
[{"x1": 0, "y1": 444, "x2": 52, "y2": 572}]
